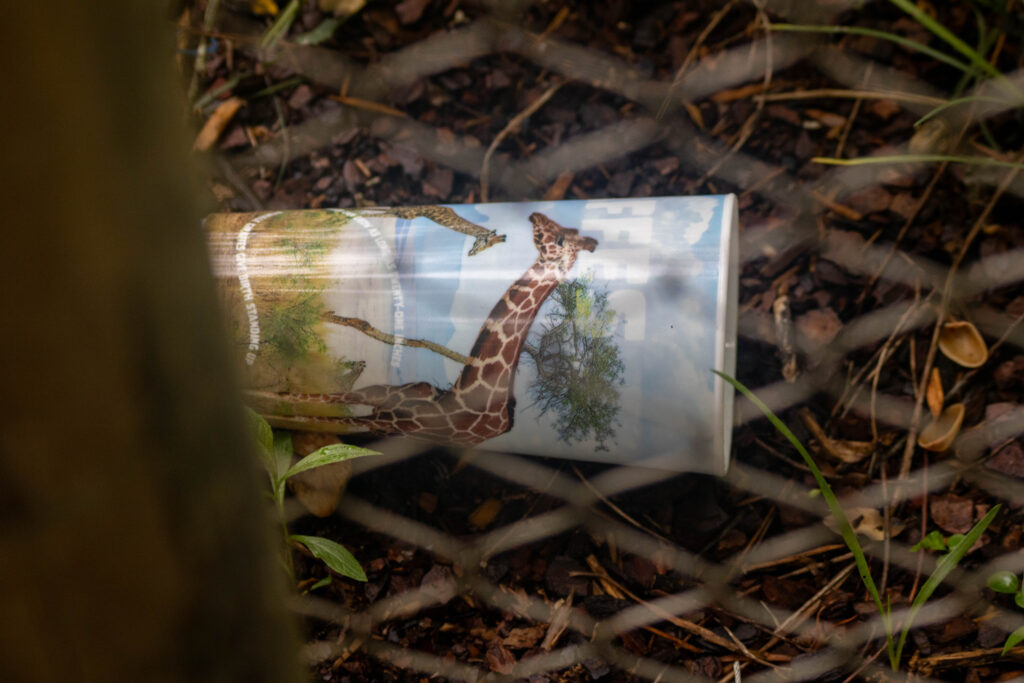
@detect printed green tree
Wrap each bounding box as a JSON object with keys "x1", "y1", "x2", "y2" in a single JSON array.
[{"x1": 522, "y1": 276, "x2": 624, "y2": 450}]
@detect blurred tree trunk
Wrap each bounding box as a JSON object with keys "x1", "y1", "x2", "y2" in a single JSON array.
[{"x1": 0, "y1": 4, "x2": 302, "y2": 683}]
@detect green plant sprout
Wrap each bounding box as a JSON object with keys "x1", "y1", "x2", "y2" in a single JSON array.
[
  {"x1": 986, "y1": 570, "x2": 1024, "y2": 653},
  {"x1": 714, "y1": 371, "x2": 1000, "y2": 671},
  {"x1": 246, "y1": 407, "x2": 378, "y2": 584},
  {"x1": 774, "y1": 0, "x2": 1024, "y2": 168}
]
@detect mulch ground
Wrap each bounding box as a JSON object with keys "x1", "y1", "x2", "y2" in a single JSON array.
[{"x1": 181, "y1": 1, "x2": 1024, "y2": 680}]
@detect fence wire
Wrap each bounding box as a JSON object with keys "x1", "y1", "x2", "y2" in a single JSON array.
[{"x1": 203, "y1": 1, "x2": 1024, "y2": 680}]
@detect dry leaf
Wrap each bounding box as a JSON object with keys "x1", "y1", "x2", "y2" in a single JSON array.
[
  {"x1": 193, "y1": 97, "x2": 245, "y2": 151},
  {"x1": 918, "y1": 402, "x2": 965, "y2": 452},
  {"x1": 318, "y1": 0, "x2": 367, "y2": 18},
  {"x1": 469, "y1": 498, "x2": 502, "y2": 529},
  {"x1": 926, "y1": 367, "x2": 944, "y2": 419},
  {"x1": 502, "y1": 624, "x2": 547, "y2": 649},
  {"x1": 799, "y1": 409, "x2": 874, "y2": 463},
  {"x1": 250, "y1": 0, "x2": 279, "y2": 15},
  {"x1": 543, "y1": 170, "x2": 574, "y2": 201},
  {"x1": 825, "y1": 507, "x2": 904, "y2": 541},
  {"x1": 930, "y1": 493, "x2": 975, "y2": 534},
  {"x1": 938, "y1": 321, "x2": 988, "y2": 368},
  {"x1": 289, "y1": 432, "x2": 351, "y2": 517}
]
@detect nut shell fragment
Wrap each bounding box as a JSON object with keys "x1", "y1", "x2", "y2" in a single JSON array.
[
  {"x1": 938, "y1": 321, "x2": 988, "y2": 368},
  {"x1": 917, "y1": 403, "x2": 965, "y2": 452}
]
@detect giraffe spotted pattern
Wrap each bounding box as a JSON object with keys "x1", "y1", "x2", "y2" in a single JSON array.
[
  {"x1": 363, "y1": 205, "x2": 506, "y2": 256},
  {"x1": 253, "y1": 212, "x2": 597, "y2": 446}
]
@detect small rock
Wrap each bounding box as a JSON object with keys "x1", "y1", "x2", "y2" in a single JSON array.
[
  {"x1": 287, "y1": 84, "x2": 315, "y2": 110},
  {"x1": 395, "y1": 0, "x2": 430, "y2": 25},
  {"x1": 796, "y1": 307, "x2": 843, "y2": 346}
]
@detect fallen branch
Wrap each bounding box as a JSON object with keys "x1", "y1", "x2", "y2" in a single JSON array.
[{"x1": 322, "y1": 311, "x2": 469, "y2": 365}]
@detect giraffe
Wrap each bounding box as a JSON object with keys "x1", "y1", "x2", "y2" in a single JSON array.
[
  {"x1": 361, "y1": 205, "x2": 506, "y2": 256},
  {"x1": 251, "y1": 212, "x2": 598, "y2": 445}
]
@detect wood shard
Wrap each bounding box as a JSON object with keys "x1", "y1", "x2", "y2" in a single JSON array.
[{"x1": 926, "y1": 367, "x2": 944, "y2": 419}]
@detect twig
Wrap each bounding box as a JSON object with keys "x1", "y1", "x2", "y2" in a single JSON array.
[
  {"x1": 571, "y1": 466, "x2": 671, "y2": 543},
  {"x1": 322, "y1": 312, "x2": 470, "y2": 364},
  {"x1": 758, "y1": 88, "x2": 944, "y2": 107},
  {"x1": 834, "y1": 63, "x2": 872, "y2": 158},
  {"x1": 899, "y1": 152, "x2": 1024, "y2": 480},
  {"x1": 656, "y1": 0, "x2": 737, "y2": 120},
  {"x1": 215, "y1": 154, "x2": 264, "y2": 210},
  {"x1": 698, "y1": 1, "x2": 772, "y2": 184},
  {"x1": 480, "y1": 81, "x2": 564, "y2": 202}
]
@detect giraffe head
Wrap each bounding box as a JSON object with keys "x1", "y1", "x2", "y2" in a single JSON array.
[
  {"x1": 528, "y1": 212, "x2": 598, "y2": 274},
  {"x1": 468, "y1": 231, "x2": 507, "y2": 256}
]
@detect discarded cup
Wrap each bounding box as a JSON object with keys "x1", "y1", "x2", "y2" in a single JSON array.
[{"x1": 206, "y1": 196, "x2": 739, "y2": 474}]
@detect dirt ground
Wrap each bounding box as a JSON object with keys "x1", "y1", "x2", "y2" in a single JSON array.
[{"x1": 180, "y1": 1, "x2": 1024, "y2": 680}]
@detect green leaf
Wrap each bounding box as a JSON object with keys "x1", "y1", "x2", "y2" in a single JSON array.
[
  {"x1": 1004, "y1": 624, "x2": 1024, "y2": 655},
  {"x1": 295, "y1": 17, "x2": 341, "y2": 45},
  {"x1": 246, "y1": 407, "x2": 277, "y2": 480},
  {"x1": 887, "y1": 0, "x2": 1003, "y2": 81},
  {"x1": 290, "y1": 534, "x2": 367, "y2": 581},
  {"x1": 911, "y1": 530, "x2": 947, "y2": 552},
  {"x1": 988, "y1": 570, "x2": 1019, "y2": 594},
  {"x1": 261, "y1": 0, "x2": 301, "y2": 49},
  {"x1": 283, "y1": 443, "x2": 380, "y2": 481},
  {"x1": 894, "y1": 504, "x2": 1001, "y2": 665},
  {"x1": 770, "y1": 22, "x2": 973, "y2": 74},
  {"x1": 712, "y1": 372, "x2": 889, "y2": 623},
  {"x1": 271, "y1": 431, "x2": 294, "y2": 501},
  {"x1": 309, "y1": 576, "x2": 333, "y2": 591},
  {"x1": 1016, "y1": 589, "x2": 1024, "y2": 609},
  {"x1": 946, "y1": 534, "x2": 966, "y2": 549},
  {"x1": 247, "y1": 407, "x2": 274, "y2": 453}
]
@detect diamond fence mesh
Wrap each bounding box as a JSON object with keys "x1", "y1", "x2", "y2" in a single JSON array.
[{"x1": 199, "y1": 1, "x2": 1024, "y2": 680}]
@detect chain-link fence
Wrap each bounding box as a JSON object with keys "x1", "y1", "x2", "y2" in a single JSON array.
[{"x1": 197, "y1": 1, "x2": 1024, "y2": 680}]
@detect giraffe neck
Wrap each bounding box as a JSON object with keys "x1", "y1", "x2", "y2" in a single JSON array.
[{"x1": 452, "y1": 260, "x2": 562, "y2": 407}]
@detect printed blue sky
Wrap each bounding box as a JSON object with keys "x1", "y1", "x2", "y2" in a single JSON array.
[{"x1": 391, "y1": 196, "x2": 730, "y2": 465}]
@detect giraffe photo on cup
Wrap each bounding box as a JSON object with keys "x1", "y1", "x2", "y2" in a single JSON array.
[{"x1": 249, "y1": 211, "x2": 598, "y2": 446}]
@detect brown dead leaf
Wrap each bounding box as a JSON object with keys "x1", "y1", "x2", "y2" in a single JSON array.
[
  {"x1": 799, "y1": 409, "x2": 874, "y2": 463},
  {"x1": 543, "y1": 170, "x2": 574, "y2": 201},
  {"x1": 318, "y1": 0, "x2": 367, "y2": 18},
  {"x1": 711, "y1": 82, "x2": 767, "y2": 103},
  {"x1": 469, "y1": 498, "x2": 502, "y2": 530},
  {"x1": 824, "y1": 507, "x2": 904, "y2": 541},
  {"x1": 194, "y1": 97, "x2": 245, "y2": 151},
  {"x1": 930, "y1": 493, "x2": 975, "y2": 534},
  {"x1": 502, "y1": 624, "x2": 547, "y2": 649},
  {"x1": 926, "y1": 367, "x2": 944, "y2": 419},
  {"x1": 395, "y1": 0, "x2": 429, "y2": 24},
  {"x1": 289, "y1": 432, "x2": 351, "y2": 517},
  {"x1": 986, "y1": 441, "x2": 1024, "y2": 478},
  {"x1": 485, "y1": 642, "x2": 516, "y2": 673}
]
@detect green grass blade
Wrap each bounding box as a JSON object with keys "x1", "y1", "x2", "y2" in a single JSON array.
[
  {"x1": 283, "y1": 443, "x2": 380, "y2": 481},
  {"x1": 770, "y1": 23, "x2": 973, "y2": 74},
  {"x1": 914, "y1": 95, "x2": 1008, "y2": 127},
  {"x1": 290, "y1": 534, "x2": 367, "y2": 581},
  {"x1": 894, "y1": 504, "x2": 1001, "y2": 664},
  {"x1": 713, "y1": 372, "x2": 887, "y2": 617},
  {"x1": 1004, "y1": 625, "x2": 1024, "y2": 655},
  {"x1": 261, "y1": 0, "x2": 301, "y2": 49},
  {"x1": 812, "y1": 154, "x2": 1024, "y2": 171},
  {"x1": 887, "y1": 0, "x2": 1001, "y2": 80}
]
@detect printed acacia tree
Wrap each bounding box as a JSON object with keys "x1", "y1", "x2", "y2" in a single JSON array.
[{"x1": 522, "y1": 276, "x2": 624, "y2": 450}]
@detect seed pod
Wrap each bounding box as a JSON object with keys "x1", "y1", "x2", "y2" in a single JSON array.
[
  {"x1": 917, "y1": 402, "x2": 965, "y2": 452},
  {"x1": 938, "y1": 321, "x2": 988, "y2": 368}
]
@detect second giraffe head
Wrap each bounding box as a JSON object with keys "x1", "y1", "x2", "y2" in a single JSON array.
[{"x1": 528, "y1": 212, "x2": 598, "y2": 274}]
